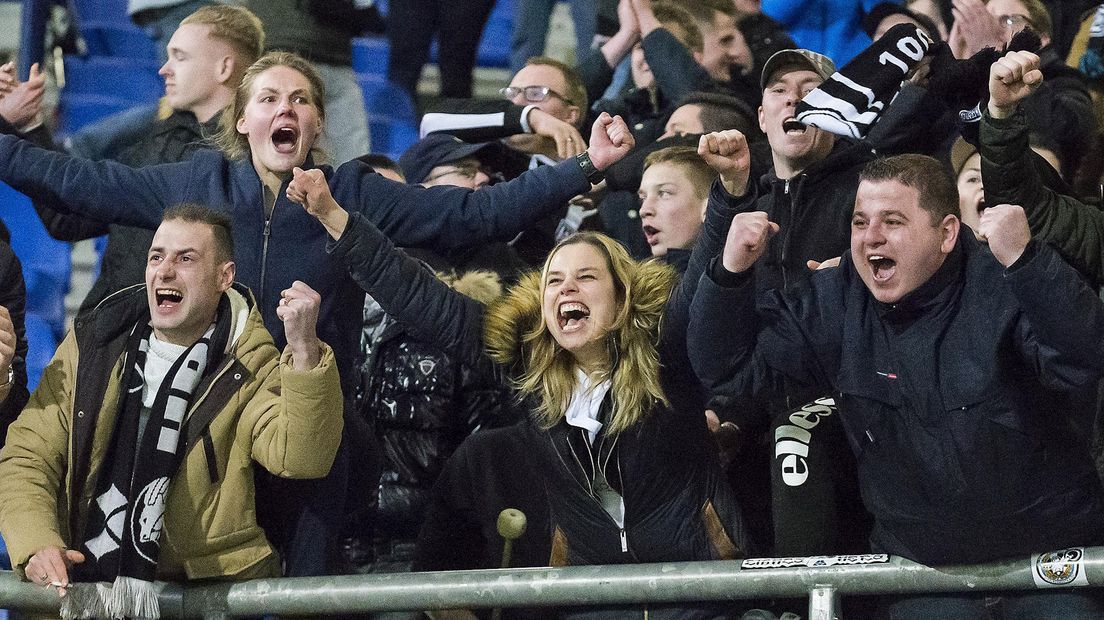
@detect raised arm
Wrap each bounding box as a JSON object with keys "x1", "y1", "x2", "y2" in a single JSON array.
[
  {"x1": 981, "y1": 51, "x2": 1104, "y2": 282},
  {"x1": 0, "y1": 134, "x2": 196, "y2": 230},
  {"x1": 250, "y1": 281, "x2": 343, "y2": 479},
  {"x1": 688, "y1": 207, "x2": 837, "y2": 402},
  {"x1": 420, "y1": 99, "x2": 530, "y2": 141},
  {"x1": 634, "y1": 0, "x2": 715, "y2": 105},
  {"x1": 287, "y1": 168, "x2": 490, "y2": 368},
  {"x1": 421, "y1": 99, "x2": 586, "y2": 160},
  {"x1": 0, "y1": 104, "x2": 112, "y2": 242},
  {"x1": 577, "y1": 0, "x2": 640, "y2": 105},
  {"x1": 662, "y1": 130, "x2": 757, "y2": 364},
  {"x1": 341, "y1": 113, "x2": 634, "y2": 252}
]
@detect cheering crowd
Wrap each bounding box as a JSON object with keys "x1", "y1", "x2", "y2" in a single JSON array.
[{"x1": 0, "y1": 0, "x2": 1103, "y2": 617}]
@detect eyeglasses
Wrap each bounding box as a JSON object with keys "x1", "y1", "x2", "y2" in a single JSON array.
[
  {"x1": 498, "y1": 85, "x2": 574, "y2": 105},
  {"x1": 997, "y1": 14, "x2": 1033, "y2": 29}
]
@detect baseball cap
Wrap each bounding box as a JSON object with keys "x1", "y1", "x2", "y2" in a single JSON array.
[
  {"x1": 949, "y1": 137, "x2": 979, "y2": 177},
  {"x1": 399, "y1": 134, "x2": 499, "y2": 184},
  {"x1": 760, "y1": 49, "x2": 836, "y2": 91}
]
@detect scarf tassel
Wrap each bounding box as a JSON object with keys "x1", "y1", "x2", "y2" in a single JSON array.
[{"x1": 61, "y1": 576, "x2": 162, "y2": 620}]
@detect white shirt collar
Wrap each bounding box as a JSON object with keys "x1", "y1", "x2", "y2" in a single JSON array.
[{"x1": 564, "y1": 367, "x2": 612, "y2": 443}]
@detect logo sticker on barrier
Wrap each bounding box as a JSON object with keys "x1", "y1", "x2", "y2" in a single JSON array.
[
  {"x1": 742, "y1": 554, "x2": 889, "y2": 569},
  {"x1": 1032, "y1": 548, "x2": 1088, "y2": 588}
]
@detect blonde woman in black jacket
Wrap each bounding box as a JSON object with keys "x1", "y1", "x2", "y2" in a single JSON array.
[{"x1": 291, "y1": 130, "x2": 761, "y2": 619}]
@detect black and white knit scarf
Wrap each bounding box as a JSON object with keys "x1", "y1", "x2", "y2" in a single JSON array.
[
  {"x1": 795, "y1": 23, "x2": 936, "y2": 138},
  {"x1": 64, "y1": 299, "x2": 230, "y2": 620}
]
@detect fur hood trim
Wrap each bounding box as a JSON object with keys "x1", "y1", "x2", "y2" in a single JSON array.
[{"x1": 445, "y1": 270, "x2": 504, "y2": 305}]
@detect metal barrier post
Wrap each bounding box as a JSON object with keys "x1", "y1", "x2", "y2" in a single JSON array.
[{"x1": 808, "y1": 584, "x2": 840, "y2": 620}]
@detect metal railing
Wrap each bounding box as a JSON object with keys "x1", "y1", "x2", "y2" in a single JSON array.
[{"x1": 2, "y1": 547, "x2": 1102, "y2": 618}]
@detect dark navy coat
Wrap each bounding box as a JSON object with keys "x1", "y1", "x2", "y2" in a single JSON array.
[{"x1": 690, "y1": 232, "x2": 1104, "y2": 565}]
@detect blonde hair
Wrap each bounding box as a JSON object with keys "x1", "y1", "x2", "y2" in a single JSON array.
[
  {"x1": 213, "y1": 51, "x2": 326, "y2": 161},
  {"x1": 483, "y1": 233, "x2": 677, "y2": 435},
  {"x1": 180, "y1": 5, "x2": 265, "y2": 75},
  {"x1": 653, "y1": 3, "x2": 705, "y2": 53},
  {"x1": 644, "y1": 146, "x2": 718, "y2": 201}
]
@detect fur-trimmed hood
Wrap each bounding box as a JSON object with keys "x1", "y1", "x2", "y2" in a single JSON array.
[{"x1": 443, "y1": 270, "x2": 503, "y2": 305}]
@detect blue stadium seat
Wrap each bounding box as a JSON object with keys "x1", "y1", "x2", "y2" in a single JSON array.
[
  {"x1": 476, "y1": 14, "x2": 513, "y2": 69},
  {"x1": 62, "y1": 56, "x2": 162, "y2": 101},
  {"x1": 80, "y1": 22, "x2": 159, "y2": 60},
  {"x1": 0, "y1": 529, "x2": 9, "y2": 568},
  {"x1": 57, "y1": 93, "x2": 141, "y2": 137},
  {"x1": 357, "y1": 73, "x2": 416, "y2": 122},
  {"x1": 71, "y1": 0, "x2": 131, "y2": 25},
  {"x1": 0, "y1": 182, "x2": 72, "y2": 345},
  {"x1": 369, "y1": 117, "x2": 420, "y2": 161},
  {"x1": 24, "y1": 313, "x2": 58, "y2": 393},
  {"x1": 352, "y1": 37, "x2": 389, "y2": 77}
]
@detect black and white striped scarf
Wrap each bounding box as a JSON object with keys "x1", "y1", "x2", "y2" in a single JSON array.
[
  {"x1": 795, "y1": 23, "x2": 936, "y2": 139},
  {"x1": 64, "y1": 297, "x2": 230, "y2": 619}
]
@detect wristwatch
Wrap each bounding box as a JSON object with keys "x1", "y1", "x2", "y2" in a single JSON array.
[{"x1": 575, "y1": 151, "x2": 605, "y2": 185}]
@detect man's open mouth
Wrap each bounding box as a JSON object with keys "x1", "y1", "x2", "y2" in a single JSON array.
[
  {"x1": 868, "y1": 255, "x2": 896, "y2": 282},
  {"x1": 558, "y1": 301, "x2": 591, "y2": 332},
  {"x1": 783, "y1": 118, "x2": 806, "y2": 134},
  {"x1": 156, "y1": 288, "x2": 183, "y2": 308}
]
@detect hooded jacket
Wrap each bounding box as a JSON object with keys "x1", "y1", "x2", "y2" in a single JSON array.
[
  {"x1": 690, "y1": 231, "x2": 1104, "y2": 565},
  {"x1": 739, "y1": 139, "x2": 876, "y2": 296},
  {"x1": 0, "y1": 283, "x2": 343, "y2": 580}
]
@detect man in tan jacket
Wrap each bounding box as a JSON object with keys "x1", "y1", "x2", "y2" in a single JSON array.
[{"x1": 0, "y1": 205, "x2": 343, "y2": 618}]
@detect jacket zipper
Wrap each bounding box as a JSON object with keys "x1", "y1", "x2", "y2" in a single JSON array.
[
  {"x1": 616, "y1": 452, "x2": 630, "y2": 554},
  {"x1": 779, "y1": 176, "x2": 800, "y2": 292},
  {"x1": 566, "y1": 428, "x2": 633, "y2": 556},
  {"x1": 259, "y1": 217, "x2": 272, "y2": 310}
]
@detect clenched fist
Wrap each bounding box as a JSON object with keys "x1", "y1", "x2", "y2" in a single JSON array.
[
  {"x1": 287, "y1": 167, "x2": 349, "y2": 239},
  {"x1": 977, "y1": 204, "x2": 1031, "y2": 267},
  {"x1": 722, "y1": 211, "x2": 779, "y2": 274},
  {"x1": 586, "y1": 112, "x2": 635, "y2": 172},
  {"x1": 698, "y1": 130, "x2": 752, "y2": 197},
  {"x1": 277, "y1": 280, "x2": 323, "y2": 370}
]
